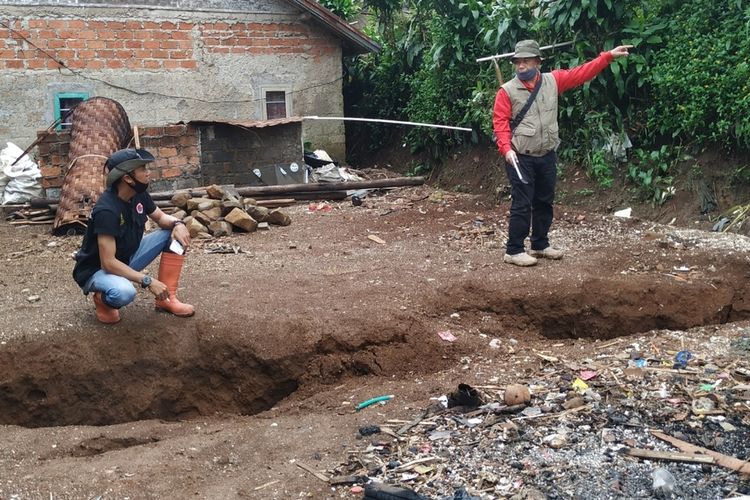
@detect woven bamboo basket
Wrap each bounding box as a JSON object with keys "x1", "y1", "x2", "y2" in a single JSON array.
[{"x1": 53, "y1": 97, "x2": 132, "y2": 235}]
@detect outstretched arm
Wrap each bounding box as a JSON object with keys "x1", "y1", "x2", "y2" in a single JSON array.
[{"x1": 553, "y1": 45, "x2": 633, "y2": 94}]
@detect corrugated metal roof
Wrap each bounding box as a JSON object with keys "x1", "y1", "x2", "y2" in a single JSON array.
[{"x1": 185, "y1": 117, "x2": 304, "y2": 129}]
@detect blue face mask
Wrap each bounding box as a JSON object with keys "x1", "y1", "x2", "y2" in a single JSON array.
[{"x1": 516, "y1": 67, "x2": 538, "y2": 81}]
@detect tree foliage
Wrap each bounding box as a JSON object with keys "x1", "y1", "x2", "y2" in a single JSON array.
[{"x1": 339, "y1": 0, "x2": 750, "y2": 172}]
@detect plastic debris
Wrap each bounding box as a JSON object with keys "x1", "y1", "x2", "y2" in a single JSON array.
[
  {"x1": 579, "y1": 370, "x2": 598, "y2": 381},
  {"x1": 359, "y1": 425, "x2": 381, "y2": 436},
  {"x1": 307, "y1": 202, "x2": 333, "y2": 213},
  {"x1": 437, "y1": 330, "x2": 457, "y2": 342},
  {"x1": 673, "y1": 350, "x2": 694, "y2": 369},
  {"x1": 572, "y1": 378, "x2": 589, "y2": 394},
  {"x1": 651, "y1": 467, "x2": 676, "y2": 497},
  {"x1": 614, "y1": 207, "x2": 632, "y2": 218},
  {"x1": 356, "y1": 395, "x2": 394, "y2": 411},
  {"x1": 364, "y1": 482, "x2": 428, "y2": 500}
]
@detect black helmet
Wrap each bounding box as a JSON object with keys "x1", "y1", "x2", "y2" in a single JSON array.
[{"x1": 105, "y1": 148, "x2": 155, "y2": 187}]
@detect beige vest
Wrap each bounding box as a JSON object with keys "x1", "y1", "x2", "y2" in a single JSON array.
[{"x1": 502, "y1": 73, "x2": 559, "y2": 157}]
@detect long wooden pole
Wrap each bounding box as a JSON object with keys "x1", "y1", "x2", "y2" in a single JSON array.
[
  {"x1": 476, "y1": 41, "x2": 574, "y2": 62},
  {"x1": 148, "y1": 176, "x2": 424, "y2": 201},
  {"x1": 304, "y1": 116, "x2": 472, "y2": 132}
]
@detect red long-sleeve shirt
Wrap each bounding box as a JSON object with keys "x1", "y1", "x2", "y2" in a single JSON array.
[{"x1": 492, "y1": 51, "x2": 615, "y2": 156}]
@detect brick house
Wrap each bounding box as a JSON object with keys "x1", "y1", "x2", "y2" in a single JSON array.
[{"x1": 0, "y1": 0, "x2": 378, "y2": 192}]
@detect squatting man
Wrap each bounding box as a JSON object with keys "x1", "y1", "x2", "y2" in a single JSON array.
[
  {"x1": 493, "y1": 40, "x2": 632, "y2": 267},
  {"x1": 73, "y1": 148, "x2": 195, "y2": 324}
]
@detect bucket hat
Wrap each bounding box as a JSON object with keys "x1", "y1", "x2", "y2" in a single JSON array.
[
  {"x1": 105, "y1": 148, "x2": 155, "y2": 187},
  {"x1": 511, "y1": 40, "x2": 543, "y2": 60}
]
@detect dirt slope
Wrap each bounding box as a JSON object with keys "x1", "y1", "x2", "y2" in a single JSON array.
[{"x1": 1, "y1": 185, "x2": 749, "y2": 498}]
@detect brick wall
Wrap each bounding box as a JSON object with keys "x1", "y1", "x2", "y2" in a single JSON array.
[
  {"x1": 36, "y1": 124, "x2": 201, "y2": 195},
  {"x1": 1, "y1": 18, "x2": 338, "y2": 70},
  {"x1": 200, "y1": 22, "x2": 337, "y2": 61},
  {"x1": 0, "y1": 19, "x2": 197, "y2": 70}
]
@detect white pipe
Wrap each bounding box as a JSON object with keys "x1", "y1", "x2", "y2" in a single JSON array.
[
  {"x1": 476, "y1": 41, "x2": 574, "y2": 63},
  {"x1": 304, "y1": 116, "x2": 472, "y2": 132}
]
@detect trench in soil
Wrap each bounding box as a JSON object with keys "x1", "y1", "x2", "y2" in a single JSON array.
[{"x1": 1, "y1": 274, "x2": 748, "y2": 428}]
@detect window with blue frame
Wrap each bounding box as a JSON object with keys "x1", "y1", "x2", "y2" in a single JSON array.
[{"x1": 54, "y1": 92, "x2": 89, "y2": 130}]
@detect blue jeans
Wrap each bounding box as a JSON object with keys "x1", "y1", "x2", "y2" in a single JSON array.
[{"x1": 83, "y1": 229, "x2": 171, "y2": 309}]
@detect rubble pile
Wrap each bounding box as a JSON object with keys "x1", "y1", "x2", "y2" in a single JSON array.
[
  {"x1": 326, "y1": 327, "x2": 750, "y2": 499},
  {"x1": 166, "y1": 184, "x2": 292, "y2": 239}
]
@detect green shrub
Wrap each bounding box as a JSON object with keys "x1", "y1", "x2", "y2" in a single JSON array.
[{"x1": 645, "y1": 0, "x2": 750, "y2": 149}]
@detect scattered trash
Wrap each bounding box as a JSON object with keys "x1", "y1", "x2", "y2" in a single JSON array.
[
  {"x1": 731, "y1": 336, "x2": 750, "y2": 351},
  {"x1": 503, "y1": 384, "x2": 531, "y2": 406},
  {"x1": 329, "y1": 328, "x2": 750, "y2": 498},
  {"x1": 712, "y1": 217, "x2": 731, "y2": 232},
  {"x1": 652, "y1": 467, "x2": 676, "y2": 497},
  {"x1": 437, "y1": 330, "x2": 457, "y2": 342},
  {"x1": 447, "y1": 383, "x2": 483, "y2": 408},
  {"x1": 579, "y1": 370, "x2": 598, "y2": 381},
  {"x1": 350, "y1": 189, "x2": 370, "y2": 206},
  {"x1": 673, "y1": 350, "x2": 694, "y2": 369},
  {"x1": 307, "y1": 202, "x2": 333, "y2": 213},
  {"x1": 364, "y1": 482, "x2": 428, "y2": 500},
  {"x1": 359, "y1": 425, "x2": 382, "y2": 436},
  {"x1": 571, "y1": 378, "x2": 589, "y2": 394},
  {"x1": 356, "y1": 395, "x2": 394, "y2": 411},
  {"x1": 368, "y1": 234, "x2": 387, "y2": 245},
  {"x1": 614, "y1": 207, "x2": 632, "y2": 218}
]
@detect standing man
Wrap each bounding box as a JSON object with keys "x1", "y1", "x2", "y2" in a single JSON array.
[
  {"x1": 73, "y1": 148, "x2": 195, "y2": 323},
  {"x1": 493, "y1": 40, "x2": 632, "y2": 266}
]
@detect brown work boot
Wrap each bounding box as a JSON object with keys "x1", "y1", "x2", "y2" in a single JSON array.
[
  {"x1": 93, "y1": 292, "x2": 120, "y2": 324},
  {"x1": 154, "y1": 252, "x2": 195, "y2": 317},
  {"x1": 529, "y1": 246, "x2": 564, "y2": 260},
  {"x1": 503, "y1": 252, "x2": 538, "y2": 267}
]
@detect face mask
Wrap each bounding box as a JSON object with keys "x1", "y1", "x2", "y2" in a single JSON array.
[
  {"x1": 127, "y1": 177, "x2": 149, "y2": 193},
  {"x1": 132, "y1": 179, "x2": 149, "y2": 193},
  {"x1": 516, "y1": 67, "x2": 538, "y2": 81}
]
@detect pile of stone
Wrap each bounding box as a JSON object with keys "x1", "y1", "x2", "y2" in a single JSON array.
[{"x1": 168, "y1": 184, "x2": 291, "y2": 238}]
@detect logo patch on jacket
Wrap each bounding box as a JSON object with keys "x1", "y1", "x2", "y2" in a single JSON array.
[
  {"x1": 119, "y1": 214, "x2": 125, "y2": 226},
  {"x1": 136, "y1": 202, "x2": 144, "y2": 214}
]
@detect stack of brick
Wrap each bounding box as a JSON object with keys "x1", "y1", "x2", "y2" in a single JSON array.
[{"x1": 169, "y1": 184, "x2": 291, "y2": 238}]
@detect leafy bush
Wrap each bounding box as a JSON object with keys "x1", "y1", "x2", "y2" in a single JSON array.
[
  {"x1": 645, "y1": 0, "x2": 750, "y2": 149},
  {"x1": 626, "y1": 145, "x2": 678, "y2": 204}
]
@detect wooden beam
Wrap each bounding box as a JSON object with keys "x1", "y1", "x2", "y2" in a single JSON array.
[
  {"x1": 624, "y1": 447, "x2": 715, "y2": 464},
  {"x1": 651, "y1": 430, "x2": 750, "y2": 474},
  {"x1": 148, "y1": 177, "x2": 425, "y2": 200}
]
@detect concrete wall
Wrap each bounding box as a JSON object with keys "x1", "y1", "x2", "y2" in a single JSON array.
[
  {"x1": 199, "y1": 123, "x2": 303, "y2": 187},
  {"x1": 0, "y1": 0, "x2": 346, "y2": 160}
]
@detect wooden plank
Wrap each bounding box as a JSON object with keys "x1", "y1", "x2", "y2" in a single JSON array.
[
  {"x1": 624, "y1": 447, "x2": 715, "y2": 464},
  {"x1": 295, "y1": 462, "x2": 330, "y2": 482},
  {"x1": 8, "y1": 220, "x2": 54, "y2": 225},
  {"x1": 651, "y1": 430, "x2": 750, "y2": 474}
]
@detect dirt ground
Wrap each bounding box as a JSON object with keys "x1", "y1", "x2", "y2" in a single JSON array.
[{"x1": 1, "y1": 179, "x2": 750, "y2": 499}]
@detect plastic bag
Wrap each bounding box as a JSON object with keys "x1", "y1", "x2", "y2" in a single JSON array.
[{"x1": 1, "y1": 142, "x2": 43, "y2": 204}]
